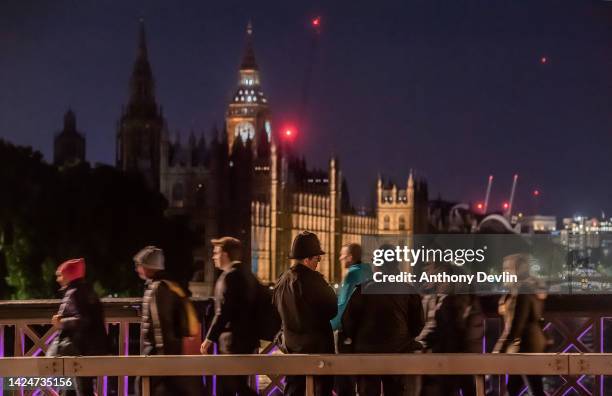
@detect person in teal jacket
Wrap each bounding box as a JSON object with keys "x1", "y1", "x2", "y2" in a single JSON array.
[
  {"x1": 331, "y1": 243, "x2": 373, "y2": 331},
  {"x1": 332, "y1": 243, "x2": 373, "y2": 395}
]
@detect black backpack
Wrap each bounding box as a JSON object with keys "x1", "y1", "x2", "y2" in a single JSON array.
[{"x1": 254, "y1": 281, "x2": 281, "y2": 341}]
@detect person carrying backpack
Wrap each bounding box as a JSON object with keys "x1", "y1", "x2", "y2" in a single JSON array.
[
  {"x1": 200, "y1": 237, "x2": 260, "y2": 396},
  {"x1": 134, "y1": 246, "x2": 202, "y2": 396}
]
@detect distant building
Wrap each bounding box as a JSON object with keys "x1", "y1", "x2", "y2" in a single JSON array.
[
  {"x1": 116, "y1": 20, "x2": 166, "y2": 190},
  {"x1": 561, "y1": 216, "x2": 612, "y2": 250},
  {"x1": 518, "y1": 215, "x2": 557, "y2": 234},
  {"x1": 559, "y1": 216, "x2": 612, "y2": 289},
  {"x1": 115, "y1": 21, "x2": 429, "y2": 288},
  {"x1": 53, "y1": 109, "x2": 86, "y2": 166}
]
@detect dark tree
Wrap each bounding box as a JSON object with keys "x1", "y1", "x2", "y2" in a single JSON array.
[{"x1": 0, "y1": 139, "x2": 196, "y2": 299}]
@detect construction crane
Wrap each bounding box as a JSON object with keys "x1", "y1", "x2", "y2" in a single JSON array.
[
  {"x1": 506, "y1": 174, "x2": 518, "y2": 218},
  {"x1": 483, "y1": 175, "x2": 493, "y2": 214},
  {"x1": 299, "y1": 16, "x2": 322, "y2": 136}
]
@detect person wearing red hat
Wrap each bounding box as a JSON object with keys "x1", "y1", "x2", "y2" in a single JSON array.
[{"x1": 48, "y1": 258, "x2": 109, "y2": 396}]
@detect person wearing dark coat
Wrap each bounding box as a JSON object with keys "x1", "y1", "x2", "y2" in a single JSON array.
[
  {"x1": 493, "y1": 254, "x2": 547, "y2": 396},
  {"x1": 416, "y1": 262, "x2": 485, "y2": 396},
  {"x1": 200, "y1": 237, "x2": 259, "y2": 396},
  {"x1": 135, "y1": 246, "x2": 202, "y2": 396},
  {"x1": 273, "y1": 231, "x2": 337, "y2": 396},
  {"x1": 341, "y1": 255, "x2": 424, "y2": 396},
  {"x1": 50, "y1": 258, "x2": 108, "y2": 396},
  {"x1": 331, "y1": 243, "x2": 373, "y2": 396}
]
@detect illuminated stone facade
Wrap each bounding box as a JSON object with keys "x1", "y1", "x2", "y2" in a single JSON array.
[{"x1": 117, "y1": 21, "x2": 428, "y2": 285}]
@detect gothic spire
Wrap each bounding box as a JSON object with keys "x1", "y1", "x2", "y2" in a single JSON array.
[
  {"x1": 128, "y1": 19, "x2": 157, "y2": 114},
  {"x1": 63, "y1": 108, "x2": 76, "y2": 132},
  {"x1": 240, "y1": 21, "x2": 258, "y2": 70},
  {"x1": 138, "y1": 18, "x2": 148, "y2": 59}
]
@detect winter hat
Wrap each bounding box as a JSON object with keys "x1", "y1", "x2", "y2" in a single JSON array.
[
  {"x1": 133, "y1": 246, "x2": 165, "y2": 270},
  {"x1": 57, "y1": 258, "x2": 86, "y2": 283},
  {"x1": 289, "y1": 231, "x2": 325, "y2": 260}
]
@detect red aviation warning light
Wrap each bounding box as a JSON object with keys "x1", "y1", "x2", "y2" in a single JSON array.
[
  {"x1": 312, "y1": 16, "x2": 321, "y2": 27},
  {"x1": 540, "y1": 56, "x2": 548, "y2": 64},
  {"x1": 282, "y1": 125, "x2": 297, "y2": 141},
  {"x1": 476, "y1": 202, "x2": 484, "y2": 211},
  {"x1": 502, "y1": 202, "x2": 510, "y2": 210},
  {"x1": 533, "y1": 189, "x2": 540, "y2": 197}
]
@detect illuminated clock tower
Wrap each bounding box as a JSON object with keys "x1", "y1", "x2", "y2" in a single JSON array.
[{"x1": 226, "y1": 22, "x2": 271, "y2": 154}]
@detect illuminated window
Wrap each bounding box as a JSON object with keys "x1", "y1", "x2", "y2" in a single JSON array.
[{"x1": 399, "y1": 216, "x2": 406, "y2": 230}]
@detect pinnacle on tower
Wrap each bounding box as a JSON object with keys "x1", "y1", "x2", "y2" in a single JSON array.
[
  {"x1": 240, "y1": 21, "x2": 258, "y2": 70},
  {"x1": 138, "y1": 18, "x2": 148, "y2": 59},
  {"x1": 63, "y1": 108, "x2": 77, "y2": 132},
  {"x1": 128, "y1": 19, "x2": 157, "y2": 113}
]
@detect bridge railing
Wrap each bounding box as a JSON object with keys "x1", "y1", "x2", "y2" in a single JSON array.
[
  {"x1": 2, "y1": 295, "x2": 612, "y2": 394},
  {"x1": 0, "y1": 353, "x2": 610, "y2": 396}
]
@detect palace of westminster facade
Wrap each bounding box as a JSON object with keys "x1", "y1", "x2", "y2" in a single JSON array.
[{"x1": 54, "y1": 22, "x2": 430, "y2": 286}]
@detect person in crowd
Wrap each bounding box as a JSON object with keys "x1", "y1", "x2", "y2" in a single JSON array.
[
  {"x1": 416, "y1": 262, "x2": 484, "y2": 396},
  {"x1": 273, "y1": 231, "x2": 337, "y2": 396},
  {"x1": 200, "y1": 237, "x2": 259, "y2": 396},
  {"x1": 49, "y1": 258, "x2": 109, "y2": 396},
  {"x1": 331, "y1": 243, "x2": 373, "y2": 395},
  {"x1": 134, "y1": 246, "x2": 201, "y2": 396},
  {"x1": 342, "y1": 245, "x2": 424, "y2": 396},
  {"x1": 493, "y1": 253, "x2": 547, "y2": 396}
]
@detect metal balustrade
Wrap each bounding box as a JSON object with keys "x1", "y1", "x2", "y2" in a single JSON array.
[
  {"x1": 0, "y1": 353, "x2": 609, "y2": 396},
  {"x1": 2, "y1": 295, "x2": 612, "y2": 395}
]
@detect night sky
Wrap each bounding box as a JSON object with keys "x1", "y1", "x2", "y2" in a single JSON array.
[{"x1": 1, "y1": 0, "x2": 611, "y2": 219}]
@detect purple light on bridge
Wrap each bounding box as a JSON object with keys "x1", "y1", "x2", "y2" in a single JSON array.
[
  {"x1": 0, "y1": 326, "x2": 4, "y2": 395},
  {"x1": 577, "y1": 324, "x2": 593, "y2": 344},
  {"x1": 562, "y1": 343, "x2": 577, "y2": 353},
  {"x1": 45, "y1": 331, "x2": 58, "y2": 345},
  {"x1": 600, "y1": 317, "x2": 611, "y2": 395},
  {"x1": 561, "y1": 386, "x2": 578, "y2": 396},
  {"x1": 576, "y1": 374, "x2": 592, "y2": 395},
  {"x1": 213, "y1": 343, "x2": 218, "y2": 395},
  {"x1": 124, "y1": 324, "x2": 129, "y2": 396}
]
